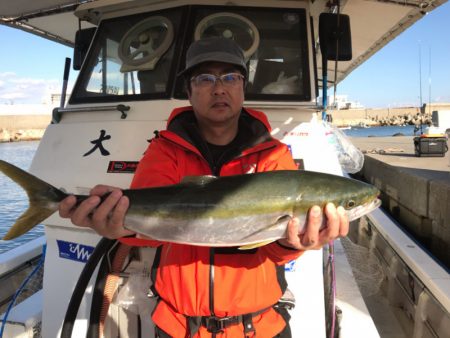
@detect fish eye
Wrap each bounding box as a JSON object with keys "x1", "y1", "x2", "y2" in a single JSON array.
[{"x1": 346, "y1": 200, "x2": 356, "y2": 209}]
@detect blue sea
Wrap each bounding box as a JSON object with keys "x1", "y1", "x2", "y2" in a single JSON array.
[
  {"x1": 0, "y1": 124, "x2": 420, "y2": 254},
  {"x1": 342, "y1": 124, "x2": 420, "y2": 138}
]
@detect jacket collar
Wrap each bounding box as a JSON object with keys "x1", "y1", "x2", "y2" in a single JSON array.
[
  {"x1": 165, "y1": 106, "x2": 273, "y2": 148},
  {"x1": 160, "y1": 106, "x2": 276, "y2": 170},
  {"x1": 165, "y1": 106, "x2": 272, "y2": 133}
]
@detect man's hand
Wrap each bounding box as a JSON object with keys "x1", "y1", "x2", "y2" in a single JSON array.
[
  {"x1": 59, "y1": 185, "x2": 135, "y2": 239},
  {"x1": 277, "y1": 203, "x2": 349, "y2": 250}
]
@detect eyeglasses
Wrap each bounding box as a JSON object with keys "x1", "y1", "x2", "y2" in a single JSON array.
[{"x1": 190, "y1": 73, "x2": 244, "y2": 88}]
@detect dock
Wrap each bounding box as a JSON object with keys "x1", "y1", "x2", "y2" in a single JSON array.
[{"x1": 350, "y1": 136, "x2": 450, "y2": 267}]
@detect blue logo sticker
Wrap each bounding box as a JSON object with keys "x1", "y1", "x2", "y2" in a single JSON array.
[
  {"x1": 56, "y1": 240, "x2": 94, "y2": 263},
  {"x1": 285, "y1": 260, "x2": 296, "y2": 272}
]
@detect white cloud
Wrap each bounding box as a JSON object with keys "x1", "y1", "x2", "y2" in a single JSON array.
[
  {"x1": 1, "y1": 92, "x2": 27, "y2": 100},
  {"x1": 0, "y1": 72, "x2": 71, "y2": 104},
  {"x1": 0, "y1": 72, "x2": 16, "y2": 78}
]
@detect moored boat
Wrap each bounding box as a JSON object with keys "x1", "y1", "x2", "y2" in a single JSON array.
[{"x1": 0, "y1": 1, "x2": 449, "y2": 337}]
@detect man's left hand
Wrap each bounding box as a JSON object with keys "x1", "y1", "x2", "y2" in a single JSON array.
[{"x1": 277, "y1": 203, "x2": 349, "y2": 250}]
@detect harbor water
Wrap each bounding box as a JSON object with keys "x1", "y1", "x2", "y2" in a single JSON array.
[
  {"x1": 0, "y1": 125, "x2": 431, "y2": 253},
  {"x1": 342, "y1": 124, "x2": 420, "y2": 137}
]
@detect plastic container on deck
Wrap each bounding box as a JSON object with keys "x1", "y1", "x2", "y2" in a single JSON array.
[{"x1": 413, "y1": 136, "x2": 448, "y2": 157}]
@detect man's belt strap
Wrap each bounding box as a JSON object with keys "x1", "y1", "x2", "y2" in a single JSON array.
[{"x1": 187, "y1": 307, "x2": 270, "y2": 336}]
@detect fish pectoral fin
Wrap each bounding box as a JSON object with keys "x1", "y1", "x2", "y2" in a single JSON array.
[
  {"x1": 238, "y1": 215, "x2": 292, "y2": 250},
  {"x1": 275, "y1": 215, "x2": 292, "y2": 225},
  {"x1": 238, "y1": 240, "x2": 276, "y2": 250},
  {"x1": 241, "y1": 215, "x2": 292, "y2": 241},
  {"x1": 181, "y1": 175, "x2": 217, "y2": 185}
]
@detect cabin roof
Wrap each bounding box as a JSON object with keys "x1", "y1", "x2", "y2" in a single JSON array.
[{"x1": 0, "y1": 0, "x2": 447, "y2": 84}]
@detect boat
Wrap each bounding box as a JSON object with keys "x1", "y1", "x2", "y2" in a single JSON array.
[
  {"x1": 0, "y1": 1, "x2": 449, "y2": 337},
  {"x1": 431, "y1": 110, "x2": 450, "y2": 136},
  {"x1": 351, "y1": 122, "x2": 370, "y2": 129}
]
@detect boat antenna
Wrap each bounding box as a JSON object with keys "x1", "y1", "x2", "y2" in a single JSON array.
[
  {"x1": 418, "y1": 41, "x2": 423, "y2": 134},
  {"x1": 60, "y1": 57, "x2": 71, "y2": 108},
  {"x1": 321, "y1": 43, "x2": 329, "y2": 121},
  {"x1": 428, "y1": 45, "x2": 431, "y2": 116}
]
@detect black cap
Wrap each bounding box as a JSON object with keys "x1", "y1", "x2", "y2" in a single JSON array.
[{"x1": 178, "y1": 37, "x2": 247, "y2": 77}]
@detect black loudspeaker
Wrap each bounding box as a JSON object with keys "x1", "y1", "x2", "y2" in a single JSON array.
[
  {"x1": 73, "y1": 27, "x2": 97, "y2": 71},
  {"x1": 319, "y1": 13, "x2": 352, "y2": 61}
]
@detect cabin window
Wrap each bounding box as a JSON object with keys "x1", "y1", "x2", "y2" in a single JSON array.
[
  {"x1": 174, "y1": 7, "x2": 310, "y2": 101},
  {"x1": 70, "y1": 5, "x2": 310, "y2": 104},
  {"x1": 70, "y1": 7, "x2": 184, "y2": 103}
]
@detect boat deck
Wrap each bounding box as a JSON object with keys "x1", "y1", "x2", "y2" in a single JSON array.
[
  {"x1": 347, "y1": 135, "x2": 450, "y2": 337},
  {"x1": 350, "y1": 135, "x2": 449, "y2": 266}
]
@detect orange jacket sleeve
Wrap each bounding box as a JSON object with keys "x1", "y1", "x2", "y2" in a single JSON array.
[
  {"x1": 262, "y1": 241, "x2": 304, "y2": 265},
  {"x1": 130, "y1": 138, "x2": 181, "y2": 189},
  {"x1": 119, "y1": 138, "x2": 179, "y2": 247}
]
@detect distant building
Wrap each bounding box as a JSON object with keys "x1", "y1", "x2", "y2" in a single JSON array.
[
  {"x1": 48, "y1": 93, "x2": 70, "y2": 106},
  {"x1": 318, "y1": 94, "x2": 364, "y2": 110},
  {"x1": 0, "y1": 93, "x2": 70, "y2": 115}
]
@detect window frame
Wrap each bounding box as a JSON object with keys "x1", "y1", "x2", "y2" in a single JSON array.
[{"x1": 69, "y1": 5, "x2": 311, "y2": 104}]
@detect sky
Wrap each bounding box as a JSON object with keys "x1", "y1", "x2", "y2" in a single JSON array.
[
  {"x1": 0, "y1": 27, "x2": 78, "y2": 106},
  {"x1": 0, "y1": 2, "x2": 449, "y2": 108},
  {"x1": 338, "y1": 1, "x2": 450, "y2": 108}
]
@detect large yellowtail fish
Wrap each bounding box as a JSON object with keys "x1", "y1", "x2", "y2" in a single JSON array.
[{"x1": 0, "y1": 160, "x2": 380, "y2": 246}]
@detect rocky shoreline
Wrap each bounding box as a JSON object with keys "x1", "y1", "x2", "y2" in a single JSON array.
[
  {"x1": 0, "y1": 114, "x2": 50, "y2": 142},
  {"x1": 330, "y1": 103, "x2": 450, "y2": 128},
  {"x1": 333, "y1": 112, "x2": 433, "y2": 128},
  {"x1": 373, "y1": 112, "x2": 432, "y2": 127},
  {"x1": 0, "y1": 110, "x2": 439, "y2": 143},
  {"x1": 0, "y1": 128, "x2": 45, "y2": 142}
]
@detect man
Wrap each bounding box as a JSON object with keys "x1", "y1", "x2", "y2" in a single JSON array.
[{"x1": 60, "y1": 37, "x2": 349, "y2": 337}]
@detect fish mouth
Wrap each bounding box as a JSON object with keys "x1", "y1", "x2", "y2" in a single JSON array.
[{"x1": 346, "y1": 198, "x2": 381, "y2": 222}]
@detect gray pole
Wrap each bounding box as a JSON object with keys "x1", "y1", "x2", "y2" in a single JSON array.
[
  {"x1": 428, "y1": 46, "x2": 431, "y2": 115},
  {"x1": 418, "y1": 42, "x2": 423, "y2": 134}
]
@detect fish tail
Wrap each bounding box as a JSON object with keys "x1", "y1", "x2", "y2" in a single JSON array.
[{"x1": 0, "y1": 160, "x2": 67, "y2": 240}]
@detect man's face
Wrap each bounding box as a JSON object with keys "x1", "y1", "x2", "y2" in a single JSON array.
[{"x1": 188, "y1": 62, "x2": 245, "y2": 127}]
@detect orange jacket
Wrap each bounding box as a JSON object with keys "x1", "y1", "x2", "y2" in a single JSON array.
[{"x1": 125, "y1": 106, "x2": 302, "y2": 337}]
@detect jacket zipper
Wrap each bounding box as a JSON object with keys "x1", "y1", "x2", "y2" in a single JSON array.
[
  {"x1": 160, "y1": 132, "x2": 278, "y2": 319},
  {"x1": 209, "y1": 248, "x2": 215, "y2": 317},
  {"x1": 161, "y1": 133, "x2": 217, "y2": 316}
]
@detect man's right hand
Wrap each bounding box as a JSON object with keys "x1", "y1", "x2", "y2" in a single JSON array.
[{"x1": 59, "y1": 185, "x2": 135, "y2": 239}]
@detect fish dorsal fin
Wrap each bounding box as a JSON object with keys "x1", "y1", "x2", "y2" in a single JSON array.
[{"x1": 181, "y1": 175, "x2": 217, "y2": 185}]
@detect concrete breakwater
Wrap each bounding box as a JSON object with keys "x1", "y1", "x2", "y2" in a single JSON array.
[
  {"x1": 351, "y1": 136, "x2": 450, "y2": 268},
  {"x1": 0, "y1": 115, "x2": 50, "y2": 142},
  {"x1": 331, "y1": 103, "x2": 450, "y2": 127},
  {"x1": 331, "y1": 107, "x2": 423, "y2": 127}
]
